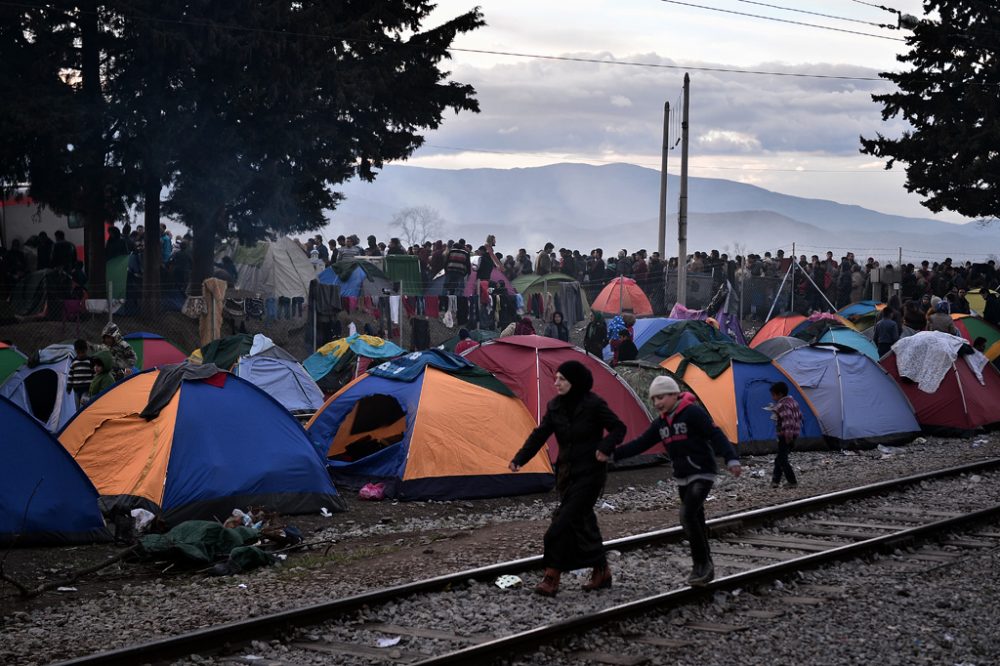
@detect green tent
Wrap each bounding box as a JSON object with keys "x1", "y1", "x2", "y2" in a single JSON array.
[{"x1": 0, "y1": 343, "x2": 27, "y2": 385}]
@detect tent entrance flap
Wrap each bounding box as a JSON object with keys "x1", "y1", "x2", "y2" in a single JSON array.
[
  {"x1": 24, "y1": 368, "x2": 59, "y2": 423},
  {"x1": 330, "y1": 395, "x2": 406, "y2": 461}
]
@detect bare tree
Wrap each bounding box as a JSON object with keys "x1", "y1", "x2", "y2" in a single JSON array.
[{"x1": 390, "y1": 206, "x2": 446, "y2": 246}]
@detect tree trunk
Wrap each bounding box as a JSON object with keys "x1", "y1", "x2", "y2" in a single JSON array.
[{"x1": 141, "y1": 175, "x2": 161, "y2": 317}]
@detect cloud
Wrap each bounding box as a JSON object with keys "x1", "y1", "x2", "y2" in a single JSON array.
[{"x1": 435, "y1": 53, "x2": 905, "y2": 160}]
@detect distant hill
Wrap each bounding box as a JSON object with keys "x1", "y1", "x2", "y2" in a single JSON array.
[{"x1": 323, "y1": 163, "x2": 999, "y2": 261}]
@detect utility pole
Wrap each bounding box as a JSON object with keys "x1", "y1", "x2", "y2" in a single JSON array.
[
  {"x1": 677, "y1": 74, "x2": 690, "y2": 307},
  {"x1": 657, "y1": 101, "x2": 670, "y2": 260}
]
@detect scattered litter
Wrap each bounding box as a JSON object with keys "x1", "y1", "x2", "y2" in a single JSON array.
[
  {"x1": 841, "y1": 450, "x2": 858, "y2": 456},
  {"x1": 376, "y1": 636, "x2": 402, "y2": 648},
  {"x1": 751, "y1": 469, "x2": 766, "y2": 478},
  {"x1": 275, "y1": 554, "x2": 288, "y2": 561},
  {"x1": 913, "y1": 437, "x2": 927, "y2": 445},
  {"x1": 706, "y1": 495, "x2": 717, "y2": 502},
  {"x1": 320, "y1": 507, "x2": 333, "y2": 517},
  {"x1": 130, "y1": 508, "x2": 156, "y2": 533},
  {"x1": 943, "y1": 633, "x2": 955, "y2": 643},
  {"x1": 494, "y1": 575, "x2": 522, "y2": 589},
  {"x1": 238, "y1": 583, "x2": 248, "y2": 589},
  {"x1": 970, "y1": 475, "x2": 982, "y2": 483},
  {"x1": 972, "y1": 438, "x2": 987, "y2": 449},
  {"x1": 877, "y1": 444, "x2": 902, "y2": 455},
  {"x1": 56, "y1": 587, "x2": 77, "y2": 593},
  {"x1": 359, "y1": 482, "x2": 386, "y2": 501},
  {"x1": 569, "y1": 568, "x2": 590, "y2": 579},
  {"x1": 599, "y1": 501, "x2": 616, "y2": 511},
  {"x1": 242, "y1": 656, "x2": 265, "y2": 661}
]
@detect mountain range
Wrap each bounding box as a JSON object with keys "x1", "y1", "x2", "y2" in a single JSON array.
[{"x1": 323, "y1": 163, "x2": 999, "y2": 263}]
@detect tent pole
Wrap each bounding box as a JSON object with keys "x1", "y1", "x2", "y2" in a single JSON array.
[
  {"x1": 790, "y1": 242, "x2": 795, "y2": 314},
  {"x1": 763, "y1": 262, "x2": 793, "y2": 323},
  {"x1": 796, "y1": 261, "x2": 837, "y2": 312}
]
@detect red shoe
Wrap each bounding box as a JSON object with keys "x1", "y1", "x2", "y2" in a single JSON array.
[{"x1": 582, "y1": 564, "x2": 612, "y2": 591}]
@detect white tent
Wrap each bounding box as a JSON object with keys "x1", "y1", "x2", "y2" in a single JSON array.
[{"x1": 222, "y1": 237, "x2": 317, "y2": 301}]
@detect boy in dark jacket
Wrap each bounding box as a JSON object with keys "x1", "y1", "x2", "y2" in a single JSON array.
[{"x1": 600, "y1": 375, "x2": 741, "y2": 586}]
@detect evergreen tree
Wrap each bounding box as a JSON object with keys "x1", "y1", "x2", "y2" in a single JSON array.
[{"x1": 861, "y1": 1, "x2": 1000, "y2": 221}]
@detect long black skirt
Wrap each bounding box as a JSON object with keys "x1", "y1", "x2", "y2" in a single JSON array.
[{"x1": 542, "y1": 479, "x2": 606, "y2": 571}]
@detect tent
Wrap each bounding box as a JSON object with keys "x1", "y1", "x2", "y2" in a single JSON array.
[
  {"x1": 635, "y1": 319, "x2": 732, "y2": 362},
  {"x1": 461, "y1": 335, "x2": 653, "y2": 463},
  {"x1": 59, "y1": 366, "x2": 347, "y2": 524},
  {"x1": 601, "y1": 317, "x2": 680, "y2": 362},
  {"x1": 125, "y1": 332, "x2": 188, "y2": 370},
  {"x1": 837, "y1": 300, "x2": 885, "y2": 331},
  {"x1": 813, "y1": 326, "x2": 880, "y2": 362},
  {"x1": 0, "y1": 341, "x2": 27, "y2": 384},
  {"x1": 951, "y1": 314, "x2": 1000, "y2": 361},
  {"x1": 307, "y1": 350, "x2": 553, "y2": 500},
  {"x1": 750, "y1": 314, "x2": 806, "y2": 347},
  {"x1": 754, "y1": 336, "x2": 808, "y2": 360},
  {"x1": 790, "y1": 312, "x2": 857, "y2": 337},
  {"x1": 219, "y1": 236, "x2": 317, "y2": 301},
  {"x1": 235, "y1": 354, "x2": 325, "y2": 413},
  {"x1": 383, "y1": 254, "x2": 424, "y2": 296},
  {"x1": 591, "y1": 277, "x2": 653, "y2": 317},
  {"x1": 880, "y1": 332, "x2": 1000, "y2": 434},
  {"x1": 0, "y1": 396, "x2": 110, "y2": 546},
  {"x1": 316, "y1": 261, "x2": 393, "y2": 299},
  {"x1": 660, "y1": 342, "x2": 824, "y2": 454},
  {"x1": 304, "y1": 334, "x2": 406, "y2": 393},
  {"x1": 0, "y1": 344, "x2": 77, "y2": 432},
  {"x1": 772, "y1": 345, "x2": 919, "y2": 445},
  {"x1": 966, "y1": 288, "x2": 999, "y2": 316},
  {"x1": 512, "y1": 272, "x2": 580, "y2": 300}
]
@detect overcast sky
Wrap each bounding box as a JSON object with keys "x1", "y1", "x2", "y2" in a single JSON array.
[{"x1": 407, "y1": 0, "x2": 966, "y2": 223}]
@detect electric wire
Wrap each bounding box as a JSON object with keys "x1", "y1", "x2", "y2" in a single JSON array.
[
  {"x1": 660, "y1": 0, "x2": 905, "y2": 41},
  {"x1": 733, "y1": 0, "x2": 894, "y2": 28}
]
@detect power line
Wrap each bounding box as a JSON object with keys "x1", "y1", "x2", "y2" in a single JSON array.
[
  {"x1": 659, "y1": 0, "x2": 905, "y2": 41},
  {"x1": 847, "y1": 0, "x2": 898, "y2": 13},
  {"x1": 733, "y1": 0, "x2": 894, "y2": 28}
]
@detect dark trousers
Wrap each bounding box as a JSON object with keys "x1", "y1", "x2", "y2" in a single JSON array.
[
  {"x1": 543, "y1": 481, "x2": 607, "y2": 571},
  {"x1": 772, "y1": 437, "x2": 797, "y2": 484},
  {"x1": 678, "y1": 479, "x2": 714, "y2": 566}
]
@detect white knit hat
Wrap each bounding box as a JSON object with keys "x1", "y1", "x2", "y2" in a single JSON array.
[{"x1": 649, "y1": 375, "x2": 680, "y2": 397}]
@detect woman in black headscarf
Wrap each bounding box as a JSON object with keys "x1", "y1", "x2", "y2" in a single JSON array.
[{"x1": 509, "y1": 360, "x2": 626, "y2": 596}]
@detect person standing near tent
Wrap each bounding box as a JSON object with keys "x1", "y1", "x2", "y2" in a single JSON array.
[
  {"x1": 86, "y1": 351, "x2": 115, "y2": 404},
  {"x1": 583, "y1": 311, "x2": 608, "y2": 358},
  {"x1": 872, "y1": 308, "x2": 901, "y2": 358},
  {"x1": 599, "y1": 376, "x2": 741, "y2": 586},
  {"x1": 509, "y1": 361, "x2": 626, "y2": 596},
  {"x1": 768, "y1": 381, "x2": 801, "y2": 489},
  {"x1": 101, "y1": 322, "x2": 138, "y2": 380},
  {"x1": 67, "y1": 339, "x2": 94, "y2": 409},
  {"x1": 544, "y1": 311, "x2": 570, "y2": 342},
  {"x1": 444, "y1": 239, "x2": 471, "y2": 296}
]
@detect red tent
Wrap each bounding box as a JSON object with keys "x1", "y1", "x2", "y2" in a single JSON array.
[
  {"x1": 462, "y1": 335, "x2": 653, "y2": 463},
  {"x1": 591, "y1": 277, "x2": 653, "y2": 317},
  {"x1": 881, "y1": 352, "x2": 1000, "y2": 432}
]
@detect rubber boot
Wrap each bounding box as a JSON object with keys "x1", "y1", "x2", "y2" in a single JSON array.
[
  {"x1": 534, "y1": 568, "x2": 561, "y2": 597},
  {"x1": 582, "y1": 564, "x2": 613, "y2": 591}
]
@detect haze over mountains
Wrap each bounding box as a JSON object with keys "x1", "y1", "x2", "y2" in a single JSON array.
[{"x1": 325, "y1": 163, "x2": 999, "y2": 263}]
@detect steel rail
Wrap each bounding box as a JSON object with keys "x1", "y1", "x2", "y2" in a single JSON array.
[
  {"x1": 52, "y1": 457, "x2": 1000, "y2": 666},
  {"x1": 415, "y1": 502, "x2": 1000, "y2": 664}
]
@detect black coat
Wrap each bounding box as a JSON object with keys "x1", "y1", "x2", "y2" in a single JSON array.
[{"x1": 512, "y1": 392, "x2": 626, "y2": 494}]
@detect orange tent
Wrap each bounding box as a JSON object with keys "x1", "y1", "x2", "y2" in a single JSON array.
[
  {"x1": 592, "y1": 277, "x2": 653, "y2": 317},
  {"x1": 750, "y1": 314, "x2": 806, "y2": 347}
]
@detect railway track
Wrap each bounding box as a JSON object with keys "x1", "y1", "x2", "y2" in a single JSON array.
[{"x1": 54, "y1": 458, "x2": 1000, "y2": 666}]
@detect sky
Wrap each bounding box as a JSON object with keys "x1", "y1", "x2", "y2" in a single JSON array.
[{"x1": 401, "y1": 0, "x2": 966, "y2": 223}]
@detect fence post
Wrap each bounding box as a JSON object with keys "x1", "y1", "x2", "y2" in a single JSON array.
[{"x1": 107, "y1": 281, "x2": 113, "y2": 324}]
